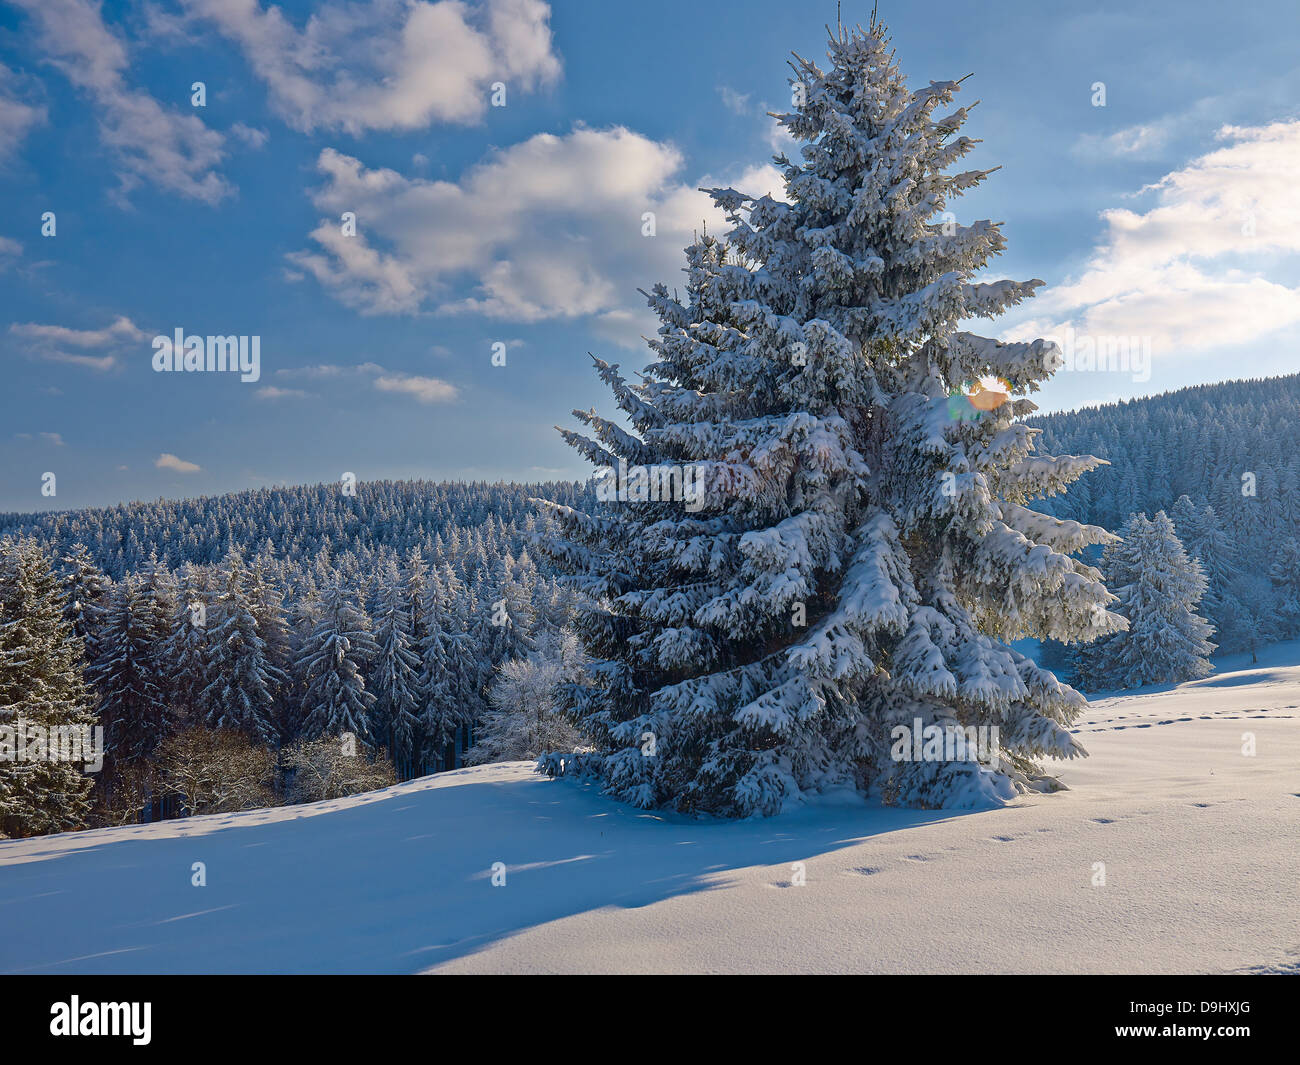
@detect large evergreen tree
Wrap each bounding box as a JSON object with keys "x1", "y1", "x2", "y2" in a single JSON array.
[{"x1": 539, "y1": 20, "x2": 1120, "y2": 814}]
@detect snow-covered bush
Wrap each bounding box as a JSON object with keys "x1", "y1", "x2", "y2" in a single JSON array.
[{"x1": 471, "y1": 628, "x2": 590, "y2": 763}]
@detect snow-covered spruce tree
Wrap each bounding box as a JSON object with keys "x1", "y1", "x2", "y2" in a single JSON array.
[
  {"x1": 416, "y1": 565, "x2": 478, "y2": 771},
  {"x1": 201, "y1": 553, "x2": 283, "y2": 745},
  {"x1": 297, "y1": 577, "x2": 379, "y2": 746},
  {"x1": 538, "y1": 21, "x2": 1121, "y2": 814},
  {"x1": 1266, "y1": 537, "x2": 1300, "y2": 639},
  {"x1": 248, "y1": 553, "x2": 297, "y2": 737},
  {"x1": 60, "y1": 543, "x2": 112, "y2": 663},
  {"x1": 0, "y1": 538, "x2": 98, "y2": 837},
  {"x1": 90, "y1": 572, "x2": 170, "y2": 765},
  {"x1": 1170, "y1": 494, "x2": 1243, "y2": 644},
  {"x1": 370, "y1": 558, "x2": 420, "y2": 775},
  {"x1": 166, "y1": 563, "x2": 215, "y2": 727},
  {"x1": 1074, "y1": 512, "x2": 1215, "y2": 689},
  {"x1": 482, "y1": 550, "x2": 537, "y2": 667}
]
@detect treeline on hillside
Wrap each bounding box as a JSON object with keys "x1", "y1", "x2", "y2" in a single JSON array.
[
  {"x1": 1029, "y1": 375, "x2": 1300, "y2": 655},
  {"x1": 0, "y1": 479, "x2": 590, "y2": 579},
  {"x1": 0, "y1": 480, "x2": 592, "y2": 837}
]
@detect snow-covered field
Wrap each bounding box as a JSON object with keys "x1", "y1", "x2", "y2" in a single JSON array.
[{"x1": 3, "y1": 644, "x2": 1298, "y2": 975}]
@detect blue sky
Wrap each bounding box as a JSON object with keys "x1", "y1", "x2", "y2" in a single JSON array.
[{"x1": 2, "y1": 0, "x2": 1298, "y2": 512}]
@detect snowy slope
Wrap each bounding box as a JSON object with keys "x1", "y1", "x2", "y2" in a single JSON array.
[{"x1": 2, "y1": 645, "x2": 1298, "y2": 974}]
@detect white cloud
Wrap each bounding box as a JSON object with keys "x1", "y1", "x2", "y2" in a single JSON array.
[
  {"x1": 1073, "y1": 118, "x2": 1180, "y2": 160},
  {"x1": 274, "y1": 360, "x2": 457, "y2": 403},
  {"x1": 1070, "y1": 68, "x2": 1300, "y2": 164},
  {"x1": 718, "y1": 86, "x2": 750, "y2": 114},
  {"x1": 372, "y1": 372, "x2": 458, "y2": 404},
  {"x1": 10, "y1": 0, "x2": 229, "y2": 203},
  {"x1": 0, "y1": 236, "x2": 21, "y2": 269},
  {"x1": 179, "y1": 0, "x2": 560, "y2": 135},
  {"x1": 155, "y1": 452, "x2": 201, "y2": 473},
  {"x1": 0, "y1": 63, "x2": 46, "y2": 163},
  {"x1": 287, "y1": 130, "x2": 784, "y2": 342},
  {"x1": 230, "y1": 122, "x2": 268, "y2": 148},
  {"x1": 9, "y1": 314, "x2": 147, "y2": 370},
  {"x1": 1006, "y1": 120, "x2": 1300, "y2": 355},
  {"x1": 276, "y1": 363, "x2": 355, "y2": 379},
  {"x1": 254, "y1": 385, "x2": 310, "y2": 400}
]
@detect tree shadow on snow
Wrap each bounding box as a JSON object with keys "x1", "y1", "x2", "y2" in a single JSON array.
[{"x1": 0, "y1": 769, "x2": 973, "y2": 974}]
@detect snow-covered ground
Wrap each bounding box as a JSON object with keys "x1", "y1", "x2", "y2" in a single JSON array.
[{"x1": 3, "y1": 644, "x2": 1298, "y2": 974}]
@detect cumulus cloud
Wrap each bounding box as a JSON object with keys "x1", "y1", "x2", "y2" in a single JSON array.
[
  {"x1": 10, "y1": 0, "x2": 230, "y2": 203},
  {"x1": 179, "y1": 0, "x2": 560, "y2": 134},
  {"x1": 9, "y1": 314, "x2": 148, "y2": 370},
  {"x1": 286, "y1": 129, "x2": 784, "y2": 343},
  {"x1": 155, "y1": 452, "x2": 202, "y2": 473},
  {"x1": 1006, "y1": 120, "x2": 1300, "y2": 355}
]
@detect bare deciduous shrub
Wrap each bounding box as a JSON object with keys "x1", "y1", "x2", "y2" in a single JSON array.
[
  {"x1": 282, "y1": 735, "x2": 396, "y2": 803},
  {"x1": 156, "y1": 726, "x2": 278, "y2": 815}
]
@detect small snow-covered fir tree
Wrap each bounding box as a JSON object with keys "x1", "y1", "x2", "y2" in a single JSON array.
[
  {"x1": 1075, "y1": 512, "x2": 1215, "y2": 689},
  {"x1": 0, "y1": 538, "x2": 98, "y2": 837},
  {"x1": 297, "y1": 577, "x2": 379, "y2": 745},
  {"x1": 539, "y1": 19, "x2": 1121, "y2": 814}
]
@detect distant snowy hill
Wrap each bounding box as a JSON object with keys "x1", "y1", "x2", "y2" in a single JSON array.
[{"x1": 3, "y1": 641, "x2": 1298, "y2": 975}]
